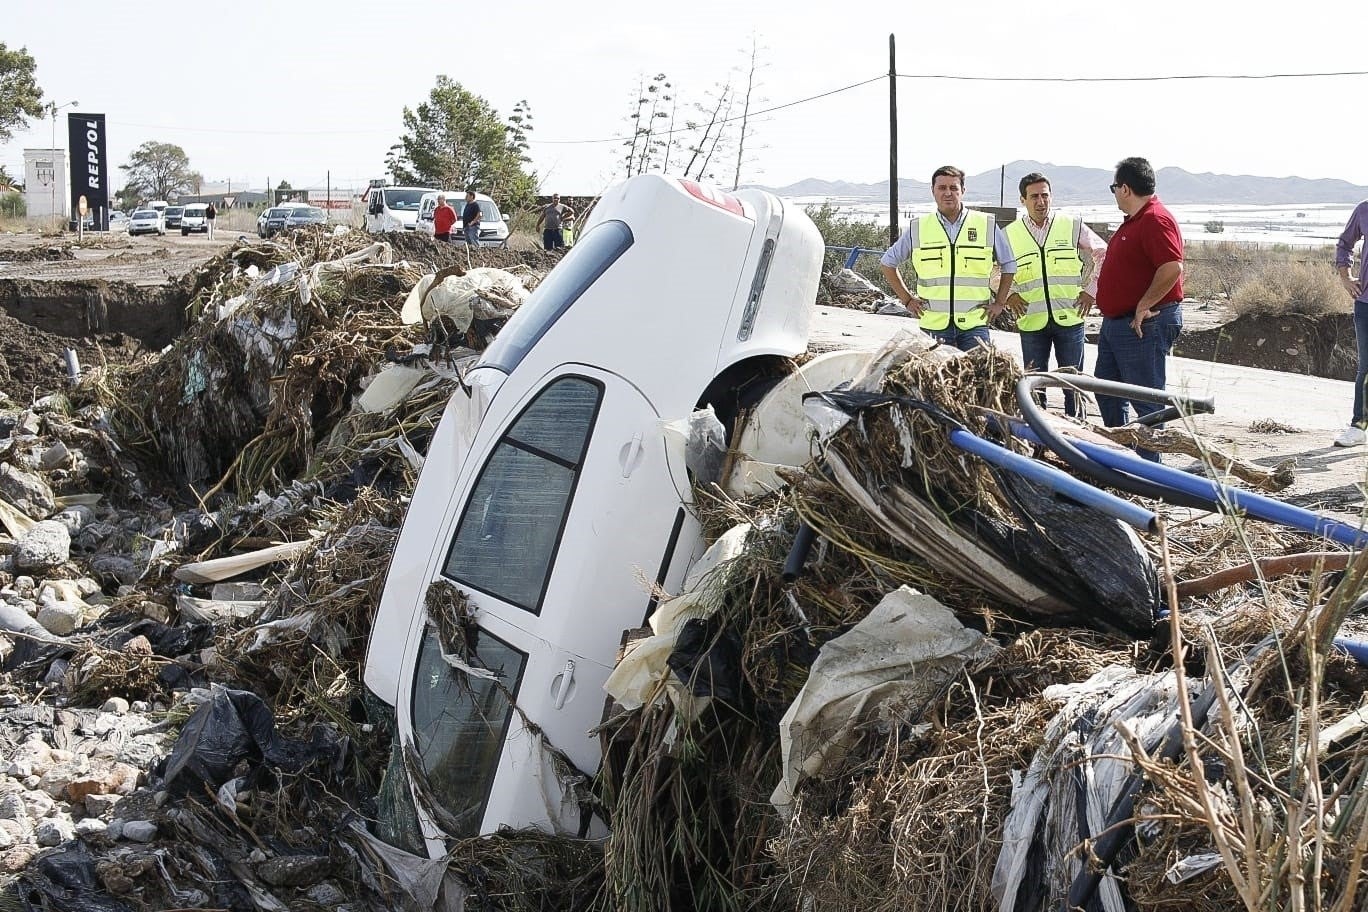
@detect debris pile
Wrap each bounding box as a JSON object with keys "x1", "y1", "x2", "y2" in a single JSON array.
[{"x1": 0, "y1": 237, "x2": 1365, "y2": 912}]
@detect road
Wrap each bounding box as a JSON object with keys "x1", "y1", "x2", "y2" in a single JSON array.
[{"x1": 810, "y1": 304, "x2": 1368, "y2": 519}]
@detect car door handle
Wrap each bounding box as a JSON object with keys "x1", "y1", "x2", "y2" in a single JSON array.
[
  {"x1": 550, "y1": 660, "x2": 576, "y2": 710},
  {"x1": 619, "y1": 434, "x2": 644, "y2": 478}
]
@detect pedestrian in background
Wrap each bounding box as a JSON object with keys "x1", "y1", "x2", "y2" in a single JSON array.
[
  {"x1": 205, "y1": 201, "x2": 217, "y2": 240},
  {"x1": 1004, "y1": 172, "x2": 1108, "y2": 417},
  {"x1": 432, "y1": 194, "x2": 457, "y2": 242},
  {"x1": 1093, "y1": 157, "x2": 1184, "y2": 461},
  {"x1": 1333, "y1": 199, "x2": 1368, "y2": 447},
  {"x1": 461, "y1": 192, "x2": 482, "y2": 247},
  {"x1": 536, "y1": 194, "x2": 575, "y2": 251},
  {"x1": 880, "y1": 165, "x2": 1017, "y2": 352}
]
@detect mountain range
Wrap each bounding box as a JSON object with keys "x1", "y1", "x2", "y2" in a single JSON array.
[{"x1": 761, "y1": 161, "x2": 1368, "y2": 206}]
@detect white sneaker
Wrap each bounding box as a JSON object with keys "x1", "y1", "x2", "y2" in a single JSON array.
[{"x1": 1334, "y1": 425, "x2": 1367, "y2": 447}]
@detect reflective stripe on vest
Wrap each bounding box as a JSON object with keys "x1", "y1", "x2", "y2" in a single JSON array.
[
  {"x1": 911, "y1": 210, "x2": 993, "y2": 331},
  {"x1": 1005, "y1": 215, "x2": 1084, "y2": 331}
]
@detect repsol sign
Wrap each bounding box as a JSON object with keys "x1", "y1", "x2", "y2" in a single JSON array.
[{"x1": 67, "y1": 113, "x2": 110, "y2": 229}]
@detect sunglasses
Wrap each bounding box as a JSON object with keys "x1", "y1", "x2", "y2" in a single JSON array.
[{"x1": 1109, "y1": 183, "x2": 1122, "y2": 192}]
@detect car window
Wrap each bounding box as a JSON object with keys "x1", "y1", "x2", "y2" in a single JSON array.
[
  {"x1": 479, "y1": 201, "x2": 502, "y2": 222},
  {"x1": 132, "y1": 210, "x2": 155, "y2": 218},
  {"x1": 166, "y1": 208, "x2": 183, "y2": 215},
  {"x1": 442, "y1": 377, "x2": 602, "y2": 614},
  {"x1": 480, "y1": 220, "x2": 634, "y2": 374},
  {"x1": 293, "y1": 208, "x2": 325, "y2": 219},
  {"x1": 409, "y1": 624, "x2": 526, "y2": 838},
  {"x1": 383, "y1": 188, "x2": 427, "y2": 211}
]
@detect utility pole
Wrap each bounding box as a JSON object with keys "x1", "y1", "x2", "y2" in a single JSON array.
[
  {"x1": 326, "y1": 170, "x2": 331, "y2": 222},
  {"x1": 888, "y1": 34, "x2": 898, "y2": 245},
  {"x1": 999, "y1": 164, "x2": 1005, "y2": 207}
]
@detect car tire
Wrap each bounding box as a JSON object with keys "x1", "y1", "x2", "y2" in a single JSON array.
[{"x1": 182, "y1": 229, "x2": 189, "y2": 236}]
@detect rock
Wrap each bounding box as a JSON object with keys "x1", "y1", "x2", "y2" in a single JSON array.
[
  {"x1": 0, "y1": 793, "x2": 28, "y2": 820},
  {"x1": 130, "y1": 701, "x2": 150, "y2": 713},
  {"x1": 0, "y1": 464, "x2": 55, "y2": 519},
  {"x1": 306, "y1": 883, "x2": 348, "y2": 905},
  {"x1": 0, "y1": 693, "x2": 19, "y2": 708},
  {"x1": 38, "y1": 442, "x2": 71, "y2": 471},
  {"x1": 36, "y1": 599, "x2": 83, "y2": 636},
  {"x1": 257, "y1": 853, "x2": 332, "y2": 887},
  {"x1": 41, "y1": 658, "x2": 68, "y2": 686},
  {"x1": 104, "y1": 819, "x2": 123, "y2": 840},
  {"x1": 74, "y1": 817, "x2": 107, "y2": 838},
  {"x1": 85, "y1": 793, "x2": 121, "y2": 817},
  {"x1": 0, "y1": 818, "x2": 30, "y2": 840},
  {"x1": 10, "y1": 741, "x2": 52, "y2": 777},
  {"x1": 120, "y1": 819, "x2": 156, "y2": 842},
  {"x1": 34, "y1": 817, "x2": 74, "y2": 846},
  {"x1": 64, "y1": 763, "x2": 138, "y2": 803},
  {"x1": 13, "y1": 576, "x2": 35, "y2": 599},
  {"x1": 100, "y1": 697, "x2": 130, "y2": 715},
  {"x1": 23, "y1": 790, "x2": 54, "y2": 819},
  {"x1": 14, "y1": 521, "x2": 72, "y2": 571},
  {"x1": 0, "y1": 826, "x2": 13, "y2": 849},
  {"x1": 16, "y1": 411, "x2": 40, "y2": 436}
]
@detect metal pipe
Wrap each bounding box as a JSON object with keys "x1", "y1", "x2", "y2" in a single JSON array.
[{"x1": 782, "y1": 524, "x2": 817, "y2": 583}]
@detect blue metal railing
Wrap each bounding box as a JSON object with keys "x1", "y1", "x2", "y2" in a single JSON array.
[{"x1": 824, "y1": 245, "x2": 883, "y2": 269}]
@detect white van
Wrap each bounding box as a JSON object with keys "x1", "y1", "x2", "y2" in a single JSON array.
[
  {"x1": 362, "y1": 185, "x2": 430, "y2": 233},
  {"x1": 415, "y1": 191, "x2": 510, "y2": 247},
  {"x1": 364, "y1": 174, "x2": 824, "y2": 850}
]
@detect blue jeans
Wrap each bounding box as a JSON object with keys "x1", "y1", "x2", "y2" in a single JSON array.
[
  {"x1": 927, "y1": 324, "x2": 991, "y2": 352},
  {"x1": 1353, "y1": 299, "x2": 1368, "y2": 425},
  {"x1": 463, "y1": 225, "x2": 480, "y2": 246},
  {"x1": 1020, "y1": 321, "x2": 1086, "y2": 417},
  {"x1": 1095, "y1": 305, "x2": 1183, "y2": 461},
  {"x1": 543, "y1": 228, "x2": 565, "y2": 250}
]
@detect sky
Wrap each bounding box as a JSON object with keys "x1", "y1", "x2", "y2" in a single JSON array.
[{"x1": 5, "y1": 0, "x2": 1368, "y2": 200}]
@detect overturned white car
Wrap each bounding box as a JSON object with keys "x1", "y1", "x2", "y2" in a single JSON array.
[{"x1": 364, "y1": 174, "x2": 826, "y2": 851}]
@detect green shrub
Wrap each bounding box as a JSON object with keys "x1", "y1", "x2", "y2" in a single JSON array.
[
  {"x1": 0, "y1": 191, "x2": 24, "y2": 218},
  {"x1": 1228, "y1": 260, "x2": 1350, "y2": 317},
  {"x1": 805, "y1": 203, "x2": 893, "y2": 287},
  {"x1": 1204, "y1": 220, "x2": 1224, "y2": 234}
]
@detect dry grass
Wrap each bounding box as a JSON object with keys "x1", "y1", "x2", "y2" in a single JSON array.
[{"x1": 1228, "y1": 260, "x2": 1350, "y2": 317}]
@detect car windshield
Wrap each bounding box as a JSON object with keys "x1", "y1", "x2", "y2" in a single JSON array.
[
  {"x1": 166, "y1": 208, "x2": 183, "y2": 215},
  {"x1": 267, "y1": 209, "x2": 288, "y2": 218},
  {"x1": 132, "y1": 211, "x2": 156, "y2": 218},
  {"x1": 291, "y1": 208, "x2": 325, "y2": 219},
  {"x1": 383, "y1": 188, "x2": 427, "y2": 211}
]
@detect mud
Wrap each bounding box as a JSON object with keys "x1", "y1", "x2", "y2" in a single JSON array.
[{"x1": 1173, "y1": 311, "x2": 1356, "y2": 381}]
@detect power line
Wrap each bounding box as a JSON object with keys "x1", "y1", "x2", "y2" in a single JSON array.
[
  {"x1": 895, "y1": 68, "x2": 1368, "y2": 83},
  {"x1": 528, "y1": 74, "x2": 886, "y2": 146}
]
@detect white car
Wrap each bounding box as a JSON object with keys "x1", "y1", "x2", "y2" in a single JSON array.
[
  {"x1": 128, "y1": 209, "x2": 165, "y2": 236},
  {"x1": 181, "y1": 203, "x2": 209, "y2": 235},
  {"x1": 415, "y1": 191, "x2": 510, "y2": 247},
  {"x1": 108, "y1": 210, "x2": 129, "y2": 231},
  {"x1": 364, "y1": 174, "x2": 824, "y2": 850}
]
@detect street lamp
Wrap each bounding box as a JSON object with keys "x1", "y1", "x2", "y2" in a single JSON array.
[{"x1": 48, "y1": 100, "x2": 79, "y2": 222}]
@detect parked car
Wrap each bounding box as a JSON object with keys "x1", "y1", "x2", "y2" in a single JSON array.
[
  {"x1": 163, "y1": 206, "x2": 185, "y2": 229},
  {"x1": 282, "y1": 206, "x2": 328, "y2": 231},
  {"x1": 67, "y1": 213, "x2": 95, "y2": 232},
  {"x1": 128, "y1": 209, "x2": 165, "y2": 236},
  {"x1": 181, "y1": 203, "x2": 209, "y2": 235},
  {"x1": 415, "y1": 191, "x2": 509, "y2": 247},
  {"x1": 260, "y1": 208, "x2": 293, "y2": 238},
  {"x1": 363, "y1": 174, "x2": 825, "y2": 846},
  {"x1": 109, "y1": 210, "x2": 129, "y2": 231}
]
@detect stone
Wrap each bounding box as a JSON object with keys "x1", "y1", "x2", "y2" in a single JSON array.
[
  {"x1": 100, "y1": 697, "x2": 130, "y2": 715},
  {"x1": 306, "y1": 883, "x2": 347, "y2": 905},
  {"x1": 0, "y1": 818, "x2": 29, "y2": 840},
  {"x1": 34, "y1": 817, "x2": 74, "y2": 846},
  {"x1": 85, "y1": 793, "x2": 121, "y2": 817},
  {"x1": 120, "y1": 819, "x2": 157, "y2": 842},
  {"x1": 13, "y1": 576, "x2": 35, "y2": 598},
  {"x1": 63, "y1": 763, "x2": 138, "y2": 803},
  {"x1": 10, "y1": 741, "x2": 52, "y2": 777},
  {"x1": 0, "y1": 693, "x2": 19, "y2": 708},
  {"x1": 36, "y1": 599, "x2": 83, "y2": 636},
  {"x1": 0, "y1": 793, "x2": 28, "y2": 820},
  {"x1": 130, "y1": 701, "x2": 150, "y2": 713},
  {"x1": 256, "y1": 853, "x2": 332, "y2": 887},
  {"x1": 39, "y1": 441, "x2": 71, "y2": 471},
  {"x1": 0, "y1": 826, "x2": 13, "y2": 849},
  {"x1": 0, "y1": 463, "x2": 54, "y2": 519},
  {"x1": 14, "y1": 521, "x2": 72, "y2": 571},
  {"x1": 104, "y1": 819, "x2": 123, "y2": 840},
  {"x1": 74, "y1": 817, "x2": 107, "y2": 838},
  {"x1": 23, "y1": 791, "x2": 54, "y2": 819}
]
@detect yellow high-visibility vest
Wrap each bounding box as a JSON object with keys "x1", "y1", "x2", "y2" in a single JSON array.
[
  {"x1": 1005, "y1": 215, "x2": 1084, "y2": 331},
  {"x1": 911, "y1": 210, "x2": 994, "y2": 331}
]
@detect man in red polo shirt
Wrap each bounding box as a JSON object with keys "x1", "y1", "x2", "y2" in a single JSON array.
[
  {"x1": 1094, "y1": 157, "x2": 1184, "y2": 460},
  {"x1": 432, "y1": 194, "x2": 457, "y2": 242}
]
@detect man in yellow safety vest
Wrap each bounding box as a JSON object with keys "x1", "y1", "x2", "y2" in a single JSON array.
[
  {"x1": 1004, "y1": 172, "x2": 1108, "y2": 417},
  {"x1": 880, "y1": 165, "x2": 1017, "y2": 352}
]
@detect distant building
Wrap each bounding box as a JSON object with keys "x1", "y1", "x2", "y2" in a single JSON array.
[{"x1": 23, "y1": 148, "x2": 68, "y2": 218}]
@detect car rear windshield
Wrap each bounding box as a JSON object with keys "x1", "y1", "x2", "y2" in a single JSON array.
[
  {"x1": 479, "y1": 219, "x2": 634, "y2": 374},
  {"x1": 293, "y1": 208, "x2": 325, "y2": 219},
  {"x1": 383, "y1": 188, "x2": 427, "y2": 211}
]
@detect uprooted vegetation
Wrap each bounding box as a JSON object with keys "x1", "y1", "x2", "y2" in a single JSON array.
[{"x1": 0, "y1": 226, "x2": 1366, "y2": 911}]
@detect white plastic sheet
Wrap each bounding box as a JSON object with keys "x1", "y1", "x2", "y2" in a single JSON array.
[{"x1": 770, "y1": 586, "x2": 999, "y2": 817}]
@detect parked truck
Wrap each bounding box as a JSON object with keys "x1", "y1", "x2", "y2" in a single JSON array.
[{"x1": 363, "y1": 173, "x2": 825, "y2": 851}]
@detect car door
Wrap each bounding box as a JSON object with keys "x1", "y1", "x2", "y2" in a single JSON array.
[{"x1": 394, "y1": 364, "x2": 698, "y2": 851}]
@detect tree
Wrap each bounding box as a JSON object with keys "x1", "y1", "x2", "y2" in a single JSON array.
[
  {"x1": 622, "y1": 73, "x2": 673, "y2": 178},
  {"x1": 387, "y1": 76, "x2": 537, "y2": 211},
  {"x1": 121, "y1": 141, "x2": 197, "y2": 202},
  {"x1": 0, "y1": 43, "x2": 44, "y2": 144},
  {"x1": 731, "y1": 35, "x2": 768, "y2": 190}
]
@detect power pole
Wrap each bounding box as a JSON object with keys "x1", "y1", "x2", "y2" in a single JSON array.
[
  {"x1": 888, "y1": 34, "x2": 899, "y2": 245},
  {"x1": 999, "y1": 164, "x2": 1005, "y2": 207},
  {"x1": 326, "y1": 170, "x2": 331, "y2": 222}
]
